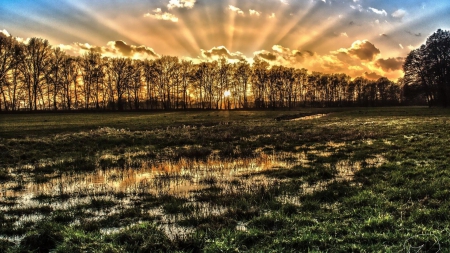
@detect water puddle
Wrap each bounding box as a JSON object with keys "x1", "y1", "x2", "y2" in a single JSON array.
[
  {"x1": 275, "y1": 113, "x2": 328, "y2": 121},
  {"x1": 289, "y1": 114, "x2": 327, "y2": 121},
  {"x1": 0, "y1": 146, "x2": 386, "y2": 242}
]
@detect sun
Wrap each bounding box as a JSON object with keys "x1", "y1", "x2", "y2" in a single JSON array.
[{"x1": 224, "y1": 90, "x2": 231, "y2": 97}]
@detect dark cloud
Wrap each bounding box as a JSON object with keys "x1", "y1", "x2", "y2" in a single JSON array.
[
  {"x1": 347, "y1": 40, "x2": 380, "y2": 61},
  {"x1": 376, "y1": 57, "x2": 404, "y2": 72},
  {"x1": 71, "y1": 41, "x2": 158, "y2": 58},
  {"x1": 111, "y1": 41, "x2": 158, "y2": 58},
  {"x1": 134, "y1": 46, "x2": 158, "y2": 57},
  {"x1": 202, "y1": 46, "x2": 244, "y2": 60},
  {"x1": 364, "y1": 71, "x2": 383, "y2": 80},
  {"x1": 406, "y1": 31, "x2": 422, "y2": 37},
  {"x1": 114, "y1": 41, "x2": 133, "y2": 56},
  {"x1": 257, "y1": 52, "x2": 277, "y2": 61}
]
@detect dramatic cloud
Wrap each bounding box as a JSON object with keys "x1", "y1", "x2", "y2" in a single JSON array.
[
  {"x1": 144, "y1": 9, "x2": 178, "y2": 22},
  {"x1": 250, "y1": 40, "x2": 404, "y2": 79},
  {"x1": 229, "y1": 5, "x2": 244, "y2": 15},
  {"x1": 376, "y1": 57, "x2": 404, "y2": 72},
  {"x1": 167, "y1": 0, "x2": 195, "y2": 9},
  {"x1": 260, "y1": 45, "x2": 319, "y2": 67},
  {"x1": 60, "y1": 40, "x2": 159, "y2": 59},
  {"x1": 201, "y1": 46, "x2": 245, "y2": 60},
  {"x1": 249, "y1": 9, "x2": 261, "y2": 16},
  {"x1": 336, "y1": 40, "x2": 380, "y2": 61},
  {"x1": 392, "y1": 9, "x2": 406, "y2": 19},
  {"x1": 369, "y1": 7, "x2": 387, "y2": 16}
]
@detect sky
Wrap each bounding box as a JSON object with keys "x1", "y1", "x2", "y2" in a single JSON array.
[{"x1": 1, "y1": 0, "x2": 449, "y2": 80}]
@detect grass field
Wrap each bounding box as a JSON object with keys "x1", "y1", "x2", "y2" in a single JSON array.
[{"x1": 1, "y1": 107, "x2": 450, "y2": 252}]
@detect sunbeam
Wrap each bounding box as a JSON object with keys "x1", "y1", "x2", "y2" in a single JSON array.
[{"x1": 1, "y1": 0, "x2": 448, "y2": 80}]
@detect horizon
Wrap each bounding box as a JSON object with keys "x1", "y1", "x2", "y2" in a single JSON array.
[{"x1": 1, "y1": 0, "x2": 450, "y2": 80}]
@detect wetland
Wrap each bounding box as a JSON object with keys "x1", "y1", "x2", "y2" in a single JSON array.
[{"x1": 1, "y1": 107, "x2": 450, "y2": 252}]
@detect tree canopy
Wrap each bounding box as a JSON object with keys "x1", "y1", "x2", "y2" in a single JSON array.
[{"x1": 403, "y1": 29, "x2": 450, "y2": 107}]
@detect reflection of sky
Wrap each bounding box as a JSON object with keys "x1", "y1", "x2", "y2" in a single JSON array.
[{"x1": 1, "y1": 0, "x2": 449, "y2": 79}]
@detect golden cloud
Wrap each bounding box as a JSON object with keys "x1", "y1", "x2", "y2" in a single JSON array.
[
  {"x1": 336, "y1": 40, "x2": 380, "y2": 61},
  {"x1": 229, "y1": 5, "x2": 244, "y2": 15},
  {"x1": 201, "y1": 46, "x2": 245, "y2": 60}
]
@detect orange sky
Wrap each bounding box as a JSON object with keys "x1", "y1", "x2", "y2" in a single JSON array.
[{"x1": 1, "y1": 0, "x2": 449, "y2": 80}]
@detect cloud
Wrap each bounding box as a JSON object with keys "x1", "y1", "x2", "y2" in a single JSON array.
[
  {"x1": 229, "y1": 5, "x2": 244, "y2": 15},
  {"x1": 350, "y1": 4, "x2": 363, "y2": 12},
  {"x1": 392, "y1": 9, "x2": 406, "y2": 19},
  {"x1": 249, "y1": 40, "x2": 403, "y2": 80},
  {"x1": 399, "y1": 44, "x2": 403, "y2": 49},
  {"x1": 249, "y1": 9, "x2": 261, "y2": 16},
  {"x1": 60, "y1": 40, "x2": 159, "y2": 59},
  {"x1": 74, "y1": 42, "x2": 103, "y2": 53},
  {"x1": 269, "y1": 45, "x2": 317, "y2": 65},
  {"x1": 364, "y1": 72, "x2": 383, "y2": 80},
  {"x1": 375, "y1": 57, "x2": 404, "y2": 72},
  {"x1": 369, "y1": 7, "x2": 387, "y2": 16},
  {"x1": 167, "y1": 0, "x2": 195, "y2": 9},
  {"x1": 201, "y1": 46, "x2": 245, "y2": 60},
  {"x1": 280, "y1": 0, "x2": 288, "y2": 4},
  {"x1": 254, "y1": 50, "x2": 277, "y2": 61},
  {"x1": 269, "y1": 13, "x2": 276, "y2": 19},
  {"x1": 144, "y1": 9, "x2": 178, "y2": 22},
  {"x1": 113, "y1": 41, "x2": 133, "y2": 56},
  {"x1": 336, "y1": 40, "x2": 380, "y2": 61},
  {"x1": 1, "y1": 29, "x2": 10, "y2": 37},
  {"x1": 111, "y1": 41, "x2": 159, "y2": 58},
  {"x1": 406, "y1": 31, "x2": 421, "y2": 37}
]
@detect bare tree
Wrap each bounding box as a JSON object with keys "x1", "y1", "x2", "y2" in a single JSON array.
[{"x1": 20, "y1": 38, "x2": 51, "y2": 110}]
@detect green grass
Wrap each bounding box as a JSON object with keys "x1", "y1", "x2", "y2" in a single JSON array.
[{"x1": 1, "y1": 107, "x2": 450, "y2": 252}]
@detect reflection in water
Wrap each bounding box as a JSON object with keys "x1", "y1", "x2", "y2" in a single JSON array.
[
  {"x1": 0, "y1": 149, "x2": 385, "y2": 241},
  {"x1": 2, "y1": 152, "x2": 298, "y2": 199}
]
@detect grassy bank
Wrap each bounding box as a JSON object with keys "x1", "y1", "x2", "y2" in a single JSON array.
[{"x1": 1, "y1": 107, "x2": 450, "y2": 252}]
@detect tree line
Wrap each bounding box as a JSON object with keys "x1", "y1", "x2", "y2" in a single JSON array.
[
  {"x1": 2, "y1": 31, "x2": 439, "y2": 111},
  {"x1": 403, "y1": 29, "x2": 450, "y2": 107}
]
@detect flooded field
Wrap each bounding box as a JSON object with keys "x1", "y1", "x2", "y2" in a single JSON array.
[
  {"x1": 1, "y1": 108, "x2": 449, "y2": 252},
  {"x1": 1, "y1": 142, "x2": 385, "y2": 243}
]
